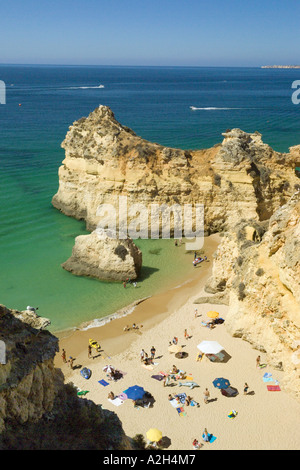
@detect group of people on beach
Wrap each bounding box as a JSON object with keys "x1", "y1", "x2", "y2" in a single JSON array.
[
  {"x1": 140, "y1": 346, "x2": 156, "y2": 365},
  {"x1": 61, "y1": 349, "x2": 75, "y2": 369},
  {"x1": 124, "y1": 323, "x2": 141, "y2": 332}
]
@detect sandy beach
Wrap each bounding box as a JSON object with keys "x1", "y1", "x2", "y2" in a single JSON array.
[{"x1": 54, "y1": 235, "x2": 300, "y2": 451}]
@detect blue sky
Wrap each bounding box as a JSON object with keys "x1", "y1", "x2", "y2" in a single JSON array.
[{"x1": 1, "y1": 0, "x2": 300, "y2": 66}]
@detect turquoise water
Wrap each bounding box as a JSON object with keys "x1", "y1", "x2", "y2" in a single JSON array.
[{"x1": 1, "y1": 65, "x2": 300, "y2": 332}]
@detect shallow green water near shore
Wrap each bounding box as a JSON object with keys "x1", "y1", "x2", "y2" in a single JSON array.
[{"x1": 1, "y1": 65, "x2": 299, "y2": 332}]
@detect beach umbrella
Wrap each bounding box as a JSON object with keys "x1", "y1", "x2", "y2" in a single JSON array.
[
  {"x1": 207, "y1": 311, "x2": 219, "y2": 319},
  {"x1": 213, "y1": 377, "x2": 230, "y2": 389},
  {"x1": 123, "y1": 385, "x2": 145, "y2": 400},
  {"x1": 168, "y1": 344, "x2": 182, "y2": 354},
  {"x1": 197, "y1": 340, "x2": 224, "y2": 355},
  {"x1": 146, "y1": 428, "x2": 163, "y2": 442}
]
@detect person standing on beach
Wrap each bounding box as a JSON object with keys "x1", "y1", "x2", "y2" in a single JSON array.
[
  {"x1": 256, "y1": 355, "x2": 261, "y2": 368},
  {"x1": 204, "y1": 388, "x2": 210, "y2": 404},
  {"x1": 88, "y1": 344, "x2": 92, "y2": 359},
  {"x1": 244, "y1": 383, "x2": 249, "y2": 395},
  {"x1": 140, "y1": 349, "x2": 145, "y2": 361},
  {"x1": 150, "y1": 346, "x2": 156, "y2": 360},
  {"x1": 202, "y1": 428, "x2": 209, "y2": 442},
  {"x1": 68, "y1": 356, "x2": 74, "y2": 370},
  {"x1": 194, "y1": 308, "x2": 198, "y2": 318},
  {"x1": 184, "y1": 329, "x2": 191, "y2": 339},
  {"x1": 61, "y1": 349, "x2": 67, "y2": 363}
]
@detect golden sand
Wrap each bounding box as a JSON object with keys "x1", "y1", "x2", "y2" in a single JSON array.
[{"x1": 54, "y1": 235, "x2": 300, "y2": 450}]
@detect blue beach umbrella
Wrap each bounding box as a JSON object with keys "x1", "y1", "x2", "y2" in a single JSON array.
[
  {"x1": 213, "y1": 377, "x2": 230, "y2": 389},
  {"x1": 123, "y1": 385, "x2": 145, "y2": 400}
]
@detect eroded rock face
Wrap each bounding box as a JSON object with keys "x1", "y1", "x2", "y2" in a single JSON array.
[
  {"x1": 52, "y1": 106, "x2": 300, "y2": 235},
  {"x1": 0, "y1": 304, "x2": 132, "y2": 449},
  {"x1": 205, "y1": 192, "x2": 300, "y2": 400},
  {"x1": 0, "y1": 305, "x2": 59, "y2": 432},
  {"x1": 62, "y1": 229, "x2": 142, "y2": 281}
]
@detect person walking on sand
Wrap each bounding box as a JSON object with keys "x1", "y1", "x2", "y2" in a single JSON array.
[
  {"x1": 244, "y1": 383, "x2": 249, "y2": 395},
  {"x1": 204, "y1": 388, "x2": 210, "y2": 404},
  {"x1": 202, "y1": 428, "x2": 209, "y2": 442},
  {"x1": 61, "y1": 349, "x2": 67, "y2": 363},
  {"x1": 150, "y1": 346, "x2": 156, "y2": 360},
  {"x1": 256, "y1": 355, "x2": 261, "y2": 368},
  {"x1": 194, "y1": 308, "x2": 198, "y2": 318},
  {"x1": 184, "y1": 329, "x2": 190, "y2": 339},
  {"x1": 68, "y1": 356, "x2": 74, "y2": 370}
]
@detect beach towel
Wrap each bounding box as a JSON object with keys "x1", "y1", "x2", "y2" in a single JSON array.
[
  {"x1": 108, "y1": 397, "x2": 124, "y2": 406},
  {"x1": 267, "y1": 385, "x2": 281, "y2": 391},
  {"x1": 176, "y1": 407, "x2": 186, "y2": 417},
  {"x1": 190, "y1": 400, "x2": 199, "y2": 407},
  {"x1": 263, "y1": 377, "x2": 273, "y2": 382},
  {"x1": 170, "y1": 399, "x2": 179, "y2": 408},
  {"x1": 228, "y1": 410, "x2": 238, "y2": 419},
  {"x1": 263, "y1": 372, "x2": 272, "y2": 378},
  {"x1": 159, "y1": 371, "x2": 168, "y2": 376},
  {"x1": 203, "y1": 433, "x2": 217, "y2": 443},
  {"x1": 98, "y1": 379, "x2": 109, "y2": 387},
  {"x1": 142, "y1": 364, "x2": 154, "y2": 370},
  {"x1": 151, "y1": 374, "x2": 164, "y2": 381},
  {"x1": 118, "y1": 393, "x2": 128, "y2": 401}
]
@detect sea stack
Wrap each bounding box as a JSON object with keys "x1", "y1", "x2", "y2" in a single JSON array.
[{"x1": 62, "y1": 229, "x2": 142, "y2": 282}]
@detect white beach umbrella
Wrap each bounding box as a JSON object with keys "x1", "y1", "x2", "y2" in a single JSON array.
[{"x1": 197, "y1": 340, "x2": 224, "y2": 354}]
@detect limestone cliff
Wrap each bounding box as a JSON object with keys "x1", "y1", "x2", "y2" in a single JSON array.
[
  {"x1": 0, "y1": 304, "x2": 131, "y2": 449},
  {"x1": 205, "y1": 192, "x2": 300, "y2": 400},
  {"x1": 52, "y1": 106, "x2": 300, "y2": 235}
]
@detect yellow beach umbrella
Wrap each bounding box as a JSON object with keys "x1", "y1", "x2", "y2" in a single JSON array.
[
  {"x1": 168, "y1": 344, "x2": 182, "y2": 353},
  {"x1": 146, "y1": 428, "x2": 163, "y2": 442},
  {"x1": 207, "y1": 311, "x2": 219, "y2": 319}
]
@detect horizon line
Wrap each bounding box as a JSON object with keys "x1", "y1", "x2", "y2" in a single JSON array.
[{"x1": 0, "y1": 62, "x2": 267, "y2": 68}]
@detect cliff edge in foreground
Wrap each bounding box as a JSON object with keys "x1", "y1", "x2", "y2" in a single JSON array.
[{"x1": 0, "y1": 305, "x2": 131, "y2": 449}]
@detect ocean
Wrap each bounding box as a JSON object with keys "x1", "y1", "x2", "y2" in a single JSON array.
[{"x1": 1, "y1": 65, "x2": 299, "y2": 332}]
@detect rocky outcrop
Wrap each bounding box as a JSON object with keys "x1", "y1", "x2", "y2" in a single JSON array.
[
  {"x1": 0, "y1": 304, "x2": 131, "y2": 449},
  {"x1": 52, "y1": 106, "x2": 300, "y2": 236},
  {"x1": 62, "y1": 229, "x2": 142, "y2": 281},
  {"x1": 205, "y1": 192, "x2": 300, "y2": 400}
]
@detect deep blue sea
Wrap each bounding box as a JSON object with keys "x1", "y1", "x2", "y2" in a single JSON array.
[{"x1": 1, "y1": 65, "x2": 300, "y2": 332}]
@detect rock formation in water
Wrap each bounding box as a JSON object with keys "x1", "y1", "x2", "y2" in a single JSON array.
[
  {"x1": 51, "y1": 106, "x2": 300, "y2": 401},
  {"x1": 204, "y1": 192, "x2": 300, "y2": 400},
  {"x1": 0, "y1": 304, "x2": 131, "y2": 449},
  {"x1": 52, "y1": 105, "x2": 300, "y2": 236},
  {"x1": 62, "y1": 229, "x2": 142, "y2": 281}
]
